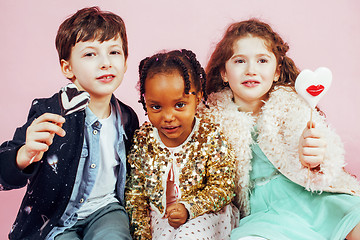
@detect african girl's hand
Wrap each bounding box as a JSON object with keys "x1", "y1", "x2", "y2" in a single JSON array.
[
  {"x1": 299, "y1": 121, "x2": 327, "y2": 169},
  {"x1": 165, "y1": 202, "x2": 189, "y2": 228},
  {"x1": 16, "y1": 113, "x2": 66, "y2": 170}
]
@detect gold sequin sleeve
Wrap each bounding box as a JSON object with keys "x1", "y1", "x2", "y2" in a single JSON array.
[
  {"x1": 125, "y1": 128, "x2": 152, "y2": 240},
  {"x1": 180, "y1": 122, "x2": 236, "y2": 219}
]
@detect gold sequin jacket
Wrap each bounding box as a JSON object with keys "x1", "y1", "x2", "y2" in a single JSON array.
[
  {"x1": 125, "y1": 117, "x2": 236, "y2": 239},
  {"x1": 199, "y1": 87, "x2": 360, "y2": 218}
]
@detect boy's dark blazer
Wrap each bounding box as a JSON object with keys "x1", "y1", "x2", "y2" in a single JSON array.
[{"x1": 0, "y1": 93, "x2": 139, "y2": 240}]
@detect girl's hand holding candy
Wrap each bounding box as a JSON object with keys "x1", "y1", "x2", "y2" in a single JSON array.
[
  {"x1": 295, "y1": 67, "x2": 332, "y2": 171},
  {"x1": 299, "y1": 121, "x2": 327, "y2": 170}
]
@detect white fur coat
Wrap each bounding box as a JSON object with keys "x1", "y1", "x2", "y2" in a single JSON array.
[{"x1": 199, "y1": 86, "x2": 360, "y2": 217}]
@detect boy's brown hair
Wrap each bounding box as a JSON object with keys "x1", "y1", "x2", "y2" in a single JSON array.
[{"x1": 55, "y1": 6, "x2": 128, "y2": 62}]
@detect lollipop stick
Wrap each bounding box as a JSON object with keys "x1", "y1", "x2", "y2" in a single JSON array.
[
  {"x1": 29, "y1": 156, "x2": 35, "y2": 164},
  {"x1": 307, "y1": 108, "x2": 313, "y2": 178},
  {"x1": 29, "y1": 152, "x2": 41, "y2": 164}
]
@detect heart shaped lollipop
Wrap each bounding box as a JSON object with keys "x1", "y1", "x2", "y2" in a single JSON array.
[
  {"x1": 295, "y1": 67, "x2": 332, "y2": 179},
  {"x1": 295, "y1": 67, "x2": 332, "y2": 109},
  {"x1": 59, "y1": 83, "x2": 90, "y2": 116}
]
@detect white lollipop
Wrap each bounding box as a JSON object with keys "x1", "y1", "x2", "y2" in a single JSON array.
[
  {"x1": 295, "y1": 67, "x2": 332, "y2": 109},
  {"x1": 295, "y1": 67, "x2": 332, "y2": 124},
  {"x1": 295, "y1": 67, "x2": 332, "y2": 179}
]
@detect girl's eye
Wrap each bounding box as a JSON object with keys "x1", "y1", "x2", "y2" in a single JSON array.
[
  {"x1": 258, "y1": 58, "x2": 268, "y2": 63},
  {"x1": 84, "y1": 52, "x2": 96, "y2": 57},
  {"x1": 110, "y1": 50, "x2": 121, "y2": 55},
  {"x1": 234, "y1": 59, "x2": 245, "y2": 64},
  {"x1": 175, "y1": 102, "x2": 186, "y2": 109},
  {"x1": 150, "y1": 105, "x2": 161, "y2": 111}
]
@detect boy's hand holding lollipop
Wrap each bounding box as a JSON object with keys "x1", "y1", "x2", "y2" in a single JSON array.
[{"x1": 20, "y1": 84, "x2": 90, "y2": 167}]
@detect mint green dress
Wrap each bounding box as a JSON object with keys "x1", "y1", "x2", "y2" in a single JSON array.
[{"x1": 231, "y1": 131, "x2": 360, "y2": 240}]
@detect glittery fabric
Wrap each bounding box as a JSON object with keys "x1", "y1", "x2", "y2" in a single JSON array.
[{"x1": 125, "y1": 118, "x2": 236, "y2": 240}]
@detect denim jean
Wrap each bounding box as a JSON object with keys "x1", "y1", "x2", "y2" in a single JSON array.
[{"x1": 54, "y1": 202, "x2": 131, "y2": 240}]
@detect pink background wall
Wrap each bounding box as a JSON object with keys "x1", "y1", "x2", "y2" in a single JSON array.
[{"x1": 1, "y1": 0, "x2": 359, "y2": 238}]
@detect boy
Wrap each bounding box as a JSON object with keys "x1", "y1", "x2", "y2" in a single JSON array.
[{"x1": 0, "y1": 7, "x2": 138, "y2": 240}]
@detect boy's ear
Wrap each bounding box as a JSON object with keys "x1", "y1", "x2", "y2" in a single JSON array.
[{"x1": 60, "y1": 59, "x2": 75, "y2": 80}]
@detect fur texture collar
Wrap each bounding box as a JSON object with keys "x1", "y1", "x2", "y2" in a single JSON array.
[{"x1": 199, "y1": 87, "x2": 360, "y2": 217}]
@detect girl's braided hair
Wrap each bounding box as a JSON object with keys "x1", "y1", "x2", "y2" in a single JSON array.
[{"x1": 138, "y1": 49, "x2": 207, "y2": 112}]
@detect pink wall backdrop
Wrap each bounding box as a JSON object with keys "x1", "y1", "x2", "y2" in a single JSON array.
[{"x1": 1, "y1": 0, "x2": 359, "y2": 238}]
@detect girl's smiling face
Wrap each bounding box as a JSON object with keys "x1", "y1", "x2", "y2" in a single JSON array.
[
  {"x1": 144, "y1": 71, "x2": 201, "y2": 147},
  {"x1": 222, "y1": 36, "x2": 279, "y2": 113}
]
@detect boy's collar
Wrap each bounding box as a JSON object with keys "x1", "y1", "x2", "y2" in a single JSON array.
[{"x1": 84, "y1": 95, "x2": 126, "y2": 138}]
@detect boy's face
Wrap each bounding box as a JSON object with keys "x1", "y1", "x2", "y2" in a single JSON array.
[{"x1": 61, "y1": 37, "x2": 127, "y2": 101}]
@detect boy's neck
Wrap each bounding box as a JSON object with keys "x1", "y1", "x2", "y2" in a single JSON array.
[{"x1": 88, "y1": 95, "x2": 112, "y2": 119}]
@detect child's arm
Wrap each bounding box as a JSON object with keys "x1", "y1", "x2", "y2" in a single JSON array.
[
  {"x1": 299, "y1": 121, "x2": 327, "y2": 170},
  {"x1": 181, "y1": 126, "x2": 236, "y2": 219},
  {"x1": 16, "y1": 113, "x2": 65, "y2": 170},
  {"x1": 125, "y1": 132, "x2": 152, "y2": 239}
]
